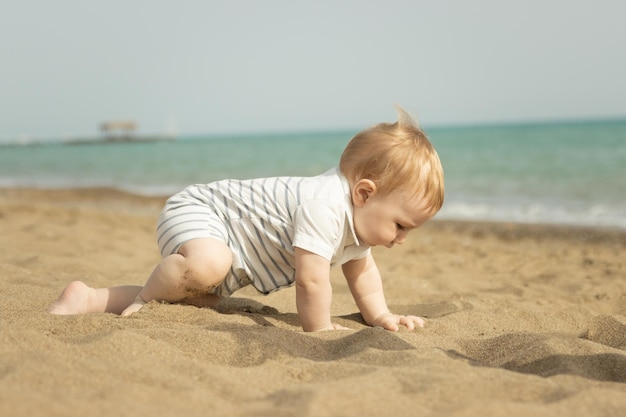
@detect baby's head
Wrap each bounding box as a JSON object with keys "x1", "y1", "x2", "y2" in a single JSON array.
[{"x1": 339, "y1": 106, "x2": 444, "y2": 217}]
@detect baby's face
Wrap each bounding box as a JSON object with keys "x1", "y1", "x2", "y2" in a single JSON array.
[{"x1": 352, "y1": 188, "x2": 432, "y2": 248}]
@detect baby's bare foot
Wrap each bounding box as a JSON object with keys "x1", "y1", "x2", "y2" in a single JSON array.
[{"x1": 48, "y1": 281, "x2": 96, "y2": 315}]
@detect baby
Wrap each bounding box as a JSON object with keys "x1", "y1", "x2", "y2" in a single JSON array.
[{"x1": 49, "y1": 107, "x2": 444, "y2": 332}]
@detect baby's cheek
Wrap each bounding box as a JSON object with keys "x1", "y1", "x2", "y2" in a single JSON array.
[{"x1": 380, "y1": 229, "x2": 396, "y2": 244}]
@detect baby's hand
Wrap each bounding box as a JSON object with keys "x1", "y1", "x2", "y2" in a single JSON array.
[{"x1": 372, "y1": 313, "x2": 425, "y2": 332}]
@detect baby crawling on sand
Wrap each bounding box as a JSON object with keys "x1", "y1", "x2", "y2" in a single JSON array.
[{"x1": 49, "y1": 107, "x2": 444, "y2": 332}]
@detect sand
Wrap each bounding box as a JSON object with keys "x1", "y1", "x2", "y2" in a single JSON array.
[{"x1": 1, "y1": 187, "x2": 625, "y2": 417}]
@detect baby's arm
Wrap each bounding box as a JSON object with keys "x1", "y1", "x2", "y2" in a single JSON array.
[
  {"x1": 343, "y1": 253, "x2": 424, "y2": 331},
  {"x1": 294, "y1": 247, "x2": 346, "y2": 332}
]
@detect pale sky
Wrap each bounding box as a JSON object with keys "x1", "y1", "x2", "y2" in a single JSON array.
[{"x1": 1, "y1": 0, "x2": 625, "y2": 139}]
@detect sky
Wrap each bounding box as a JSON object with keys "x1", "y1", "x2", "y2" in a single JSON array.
[{"x1": 1, "y1": 0, "x2": 625, "y2": 139}]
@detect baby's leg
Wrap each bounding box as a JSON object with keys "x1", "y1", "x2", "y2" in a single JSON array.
[
  {"x1": 48, "y1": 281, "x2": 142, "y2": 315},
  {"x1": 122, "y1": 238, "x2": 232, "y2": 316}
]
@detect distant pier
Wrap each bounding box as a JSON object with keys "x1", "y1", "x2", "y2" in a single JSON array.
[{"x1": 65, "y1": 120, "x2": 175, "y2": 145}]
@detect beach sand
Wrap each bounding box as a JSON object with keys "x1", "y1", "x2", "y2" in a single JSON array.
[{"x1": 1, "y1": 188, "x2": 625, "y2": 416}]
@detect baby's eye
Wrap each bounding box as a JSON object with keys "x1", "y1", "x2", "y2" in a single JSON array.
[{"x1": 396, "y1": 223, "x2": 405, "y2": 230}]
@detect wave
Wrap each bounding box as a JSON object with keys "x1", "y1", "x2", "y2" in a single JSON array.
[{"x1": 438, "y1": 200, "x2": 626, "y2": 230}]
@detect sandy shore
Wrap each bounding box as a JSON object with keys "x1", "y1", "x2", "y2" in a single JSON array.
[{"x1": 1, "y1": 188, "x2": 625, "y2": 417}]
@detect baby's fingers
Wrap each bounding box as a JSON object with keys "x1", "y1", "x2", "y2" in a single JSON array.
[
  {"x1": 375, "y1": 315, "x2": 400, "y2": 332},
  {"x1": 373, "y1": 313, "x2": 425, "y2": 332},
  {"x1": 399, "y1": 315, "x2": 425, "y2": 330}
]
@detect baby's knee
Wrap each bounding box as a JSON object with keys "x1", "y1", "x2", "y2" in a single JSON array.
[
  {"x1": 180, "y1": 241, "x2": 232, "y2": 289},
  {"x1": 183, "y1": 259, "x2": 225, "y2": 288}
]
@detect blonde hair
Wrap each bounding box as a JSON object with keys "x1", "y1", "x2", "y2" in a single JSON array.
[{"x1": 339, "y1": 106, "x2": 444, "y2": 213}]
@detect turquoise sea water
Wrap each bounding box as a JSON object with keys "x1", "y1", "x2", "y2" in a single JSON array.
[{"x1": 1, "y1": 119, "x2": 625, "y2": 229}]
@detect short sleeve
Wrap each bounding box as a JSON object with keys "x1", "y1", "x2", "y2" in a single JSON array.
[{"x1": 292, "y1": 200, "x2": 344, "y2": 261}]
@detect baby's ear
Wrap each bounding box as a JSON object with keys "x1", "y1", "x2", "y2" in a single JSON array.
[{"x1": 352, "y1": 179, "x2": 377, "y2": 207}]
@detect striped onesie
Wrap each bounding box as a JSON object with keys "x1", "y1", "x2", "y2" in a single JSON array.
[{"x1": 156, "y1": 167, "x2": 370, "y2": 297}]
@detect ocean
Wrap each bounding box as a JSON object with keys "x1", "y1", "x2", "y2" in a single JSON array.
[{"x1": 1, "y1": 119, "x2": 625, "y2": 229}]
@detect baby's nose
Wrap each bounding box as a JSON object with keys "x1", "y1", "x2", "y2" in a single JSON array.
[{"x1": 394, "y1": 230, "x2": 409, "y2": 245}]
